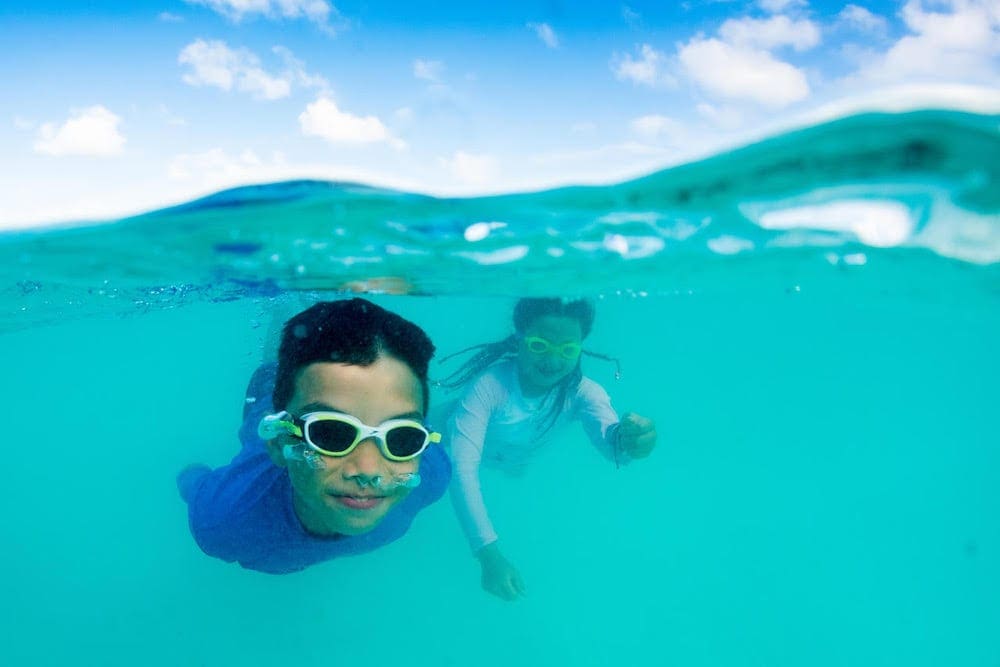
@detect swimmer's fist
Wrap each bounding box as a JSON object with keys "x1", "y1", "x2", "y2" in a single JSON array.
[
  {"x1": 477, "y1": 542, "x2": 526, "y2": 602},
  {"x1": 617, "y1": 413, "x2": 657, "y2": 459}
]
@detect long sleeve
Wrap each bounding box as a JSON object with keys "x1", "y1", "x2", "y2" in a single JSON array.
[
  {"x1": 182, "y1": 363, "x2": 286, "y2": 562},
  {"x1": 574, "y1": 378, "x2": 627, "y2": 466},
  {"x1": 447, "y1": 374, "x2": 504, "y2": 553}
]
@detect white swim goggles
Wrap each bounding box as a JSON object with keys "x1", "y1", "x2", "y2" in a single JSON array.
[{"x1": 259, "y1": 410, "x2": 441, "y2": 462}]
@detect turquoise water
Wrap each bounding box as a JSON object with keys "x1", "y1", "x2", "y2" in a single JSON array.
[{"x1": 0, "y1": 110, "x2": 997, "y2": 666}]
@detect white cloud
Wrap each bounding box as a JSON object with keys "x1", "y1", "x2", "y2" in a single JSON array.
[
  {"x1": 660, "y1": 3, "x2": 820, "y2": 109},
  {"x1": 758, "y1": 0, "x2": 807, "y2": 13},
  {"x1": 612, "y1": 44, "x2": 675, "y2": 88},
  {"x1": 299, "y1": 97, "x2": 403, "y2": 148},
  {"x1": 184, "y1": 0, "x2": 341, "y2": 32},
  {"x1": 178, "y1": 40, "x2": 326, "y2": 100},
  {"x1": 571, "y1": 121, "x2": 597, "y2": 133},
  {"x1": 718, "y1": 15, "x2": 820, "y2": 51},
  {"x1": 630, "y1": 114, "x2": 686, "y2": 143},
  {"x1": 441, "y1": 151, "x2": 499, "y2": 185},
  {"x1": 856, "y1": 0, "x2": 999, "y2": 82},
  {"x1": 34, "y1": 106, "x2": 125, "y2": 157},
  {"x1": 413, "y1": 59, "x2": 444, "y2": 82},
  {"x1": 528, "y1": 22, "x2": 559, "y2": 48},
  {"x1": 838, "y1": 4, "x2": 888, "y2": 33},
  {"x1": 272, "y1": 45, "x2": 330, "y2": 91},
  {"x1": 14, "y1": 116, "x2": 36, "y2": 131},
  {"x1": 179, "y1": 40, "x2": 240, "y2": 90},
  {"x1": 238, "y1": 66, "x2": 291, "y2": 99},
  {"x1": 679, "y1": 37, "x2": 810, "y2": 107},
  {"x1": 158, "y1": 11, "x2": 184, "y2": 22}
]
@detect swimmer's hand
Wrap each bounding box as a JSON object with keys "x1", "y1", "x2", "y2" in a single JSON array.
[
  {"x1": 477, "y1": 542, "x2": 526, "y2": 602},
  {"x1": 617, "y1": 413, "x2": 657, "y2": 459}
]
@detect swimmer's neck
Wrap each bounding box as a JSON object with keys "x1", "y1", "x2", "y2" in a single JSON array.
[{"x1": 516, "y1": 367, "x2": 551, "y2": 398}]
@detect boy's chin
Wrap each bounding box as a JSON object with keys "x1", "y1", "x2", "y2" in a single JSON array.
[{"x1": 323, "y1": 498, "x2": 400, "y2": 534}]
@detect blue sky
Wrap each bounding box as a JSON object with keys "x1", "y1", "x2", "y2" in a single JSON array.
[{"x1": 1, "y1": 0, "x2": 997, "y2": 229}]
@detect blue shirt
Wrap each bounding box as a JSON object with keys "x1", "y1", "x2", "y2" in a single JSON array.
[{"x1": 179, "y1": 363, "x2": 451, "y2": 574}]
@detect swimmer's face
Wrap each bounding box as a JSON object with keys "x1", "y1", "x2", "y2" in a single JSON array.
[
  {"x1": 516, "y1": 315, "x2": 583, "y2": 396},
  {"x1": 267, "y1": 356, "x2": 423, "y2": 537}
]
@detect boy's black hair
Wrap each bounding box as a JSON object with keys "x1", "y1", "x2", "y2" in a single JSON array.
[{"x1": 273, "y1": 298, "x2": 435, "y2": 415}]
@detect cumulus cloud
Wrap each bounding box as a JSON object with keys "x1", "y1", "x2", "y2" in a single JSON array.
[
  {"x1": 675, "y1": 13, "x2": 819, "y2": 108},
  {"x1": 612, "y1": 44, "x2": 675, "y2": 87},
  {"x1": 299, "y1": 96, "x2": 403, "y2": 148},
  {"x1": 441, "y1": 151, "x2": 499, "y2": 186},
  {"x1": 528, "y1": 22, "x2": 559, "y2": 48},
  {"x1": 272, "y1": 45, "x2": 330, "y2": 90},
  {"x1": 617, "y1": 14, "x2": 818, "y2": 106},
  {"x1": 34, "y1": 106, "x2": 125, "y2": 157},
  {"x1": 718, "y1": 15, "x2": 820, "y2": 51},
  {"x1": 838, "y1": 4, "x2": 888, "y2": 33},
  {"x1": 178, "y1": 40, "x2": 326, "y2": 100},
  {"x1": 855, "y1": 0, "x2": 999, "y2": 82},
  {"x1": 413, "y1": 59, "x2": 444, "y2": 82},
  {"x1": 184, "y1": 0, "x2": 343, "y2": 32},
  {"x1": 679, "y1": 37, "x2": 810, "y2": 107}
]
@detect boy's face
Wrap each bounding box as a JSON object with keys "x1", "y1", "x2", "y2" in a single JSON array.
[{"x1": 270, "y1": 355, "x2": 424, "y2": 537}]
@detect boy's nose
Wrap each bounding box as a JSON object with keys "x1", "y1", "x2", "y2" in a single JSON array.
[{"x1": 342, "y1": 438, "x2": 384, "y2": 477}]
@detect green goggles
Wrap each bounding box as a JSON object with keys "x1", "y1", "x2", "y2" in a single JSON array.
[
  {"x1": 258, "y1": 410, "x2": 441, "y2": 462},
  {"x1": 523, "y1": 336, "x2": 583, "y2": 360}
]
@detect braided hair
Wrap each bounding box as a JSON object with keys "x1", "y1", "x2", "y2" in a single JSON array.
[{"x1": 437, "y1": 298, "x2": 608, "y2": 435}]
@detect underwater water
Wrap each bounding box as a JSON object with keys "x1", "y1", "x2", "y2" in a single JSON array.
[{"x1": 0, "y1": 110, "x2": 997, "y2": 666}]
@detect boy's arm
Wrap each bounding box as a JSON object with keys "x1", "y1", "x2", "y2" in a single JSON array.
[{"x1": 181, "y1": 363, "x2": 283, "y2": 562}]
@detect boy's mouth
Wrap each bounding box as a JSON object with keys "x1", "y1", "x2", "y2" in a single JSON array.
[{"x1": 331, "y1": 493, "x2": 386, "y2": 510}]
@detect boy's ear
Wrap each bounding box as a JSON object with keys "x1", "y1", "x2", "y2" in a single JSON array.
[{"x1": 264, "y1": 438, "x2": 288, "y2": 468}]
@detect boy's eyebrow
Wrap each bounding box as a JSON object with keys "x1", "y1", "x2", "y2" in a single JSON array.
[{"x1": 297, "y1": 402, "x2": 424, "y2": 421}]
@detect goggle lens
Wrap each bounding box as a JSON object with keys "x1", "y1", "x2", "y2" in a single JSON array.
[
  {"x1": 385, "y1": 426, "x2": 430, "y2": 458},
  {"x1": 524, "y1": 336, "x2": 582, "y2": 360},
  {"x1": 307, "y1": 419, "x2": 360, "y2": 454}
]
